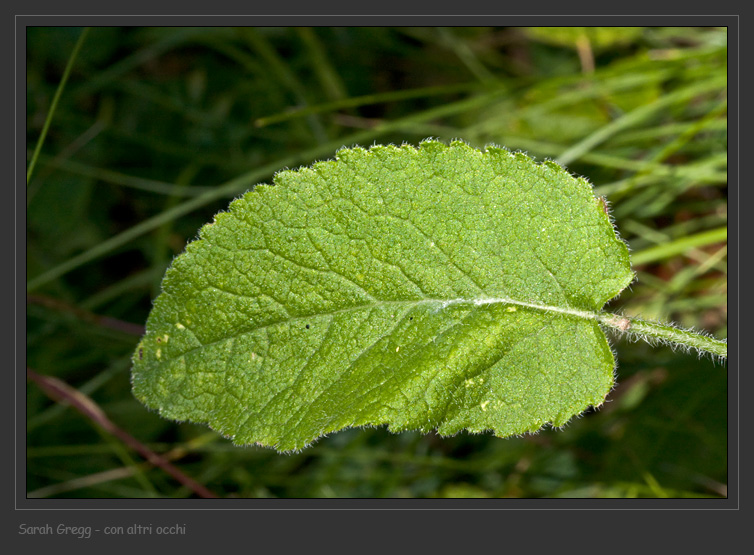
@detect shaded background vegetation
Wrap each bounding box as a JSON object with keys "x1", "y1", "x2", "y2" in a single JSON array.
[{"x1": 26, "y1": 26, "x2": 727, "y2": 499}]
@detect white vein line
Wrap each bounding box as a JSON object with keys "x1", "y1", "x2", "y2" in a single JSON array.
[
  {"x1": 443, "y1": 297, "x2": 597, "y2": 321},
  {"x1": 165, "y1": 295, "x2": 599, "y2": 363}
]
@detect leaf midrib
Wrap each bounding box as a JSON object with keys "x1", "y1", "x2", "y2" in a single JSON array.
[{"x1": 162, "y1": 294, "x2": 600, "y2": 362}]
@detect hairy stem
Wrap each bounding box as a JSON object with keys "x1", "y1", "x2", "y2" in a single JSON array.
[{"x1": 598, "y1": 312, "x2": 727, "y2": 359}]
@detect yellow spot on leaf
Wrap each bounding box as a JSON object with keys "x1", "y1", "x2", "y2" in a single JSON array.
[{"x1": 481, "y1": 400, "x2": 490, "y2": 411}]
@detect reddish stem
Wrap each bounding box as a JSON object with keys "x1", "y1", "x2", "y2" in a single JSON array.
[
  {"x1": 27, "y1": 367, "x2": 218, "y2": 499},
  {"x1": 27, "y1": 294, "x2": 145, "y2": 336}
]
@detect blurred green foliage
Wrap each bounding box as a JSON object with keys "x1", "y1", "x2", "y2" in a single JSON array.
[{"x1": 26, "y1": 26, "x2": 727, "y2": 499}]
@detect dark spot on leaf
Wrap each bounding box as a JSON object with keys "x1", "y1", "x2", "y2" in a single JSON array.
[
  {"x1": 410, "y1": 317, "x2": 413, "y2": 320},
  {"x1": 138, "y1": 348, "x2": 143, "y2": 360},
  {"x1": 156, "y1": 337, "x2": 161, "y2": 343},
  {"x1": 305, "y1": 324, "x2": 310, "y2": 329}
]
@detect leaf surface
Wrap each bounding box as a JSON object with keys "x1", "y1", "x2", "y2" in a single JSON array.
[{"x1": 132, "y1": 140, "x2": 633, "y2": 451}]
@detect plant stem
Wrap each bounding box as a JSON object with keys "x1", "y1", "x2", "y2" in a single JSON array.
[
  {"x1": 598, "y1": 312, "x2": 727, "y2": 359},
  {"x1": 26, "y1": 367, "x2": 218, "y2": 498},
  {"x1": 27, "y1": 27, "x2": 90, "y2": 185}
]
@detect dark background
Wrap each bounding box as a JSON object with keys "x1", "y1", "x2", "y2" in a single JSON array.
[{"x1": 25, "y1": 26, "x2": 728, "y2": 499}]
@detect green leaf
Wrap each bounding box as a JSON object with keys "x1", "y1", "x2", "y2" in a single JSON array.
[{"x1": 131, "y1": 140, "x2": 634, "y2": 452}]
